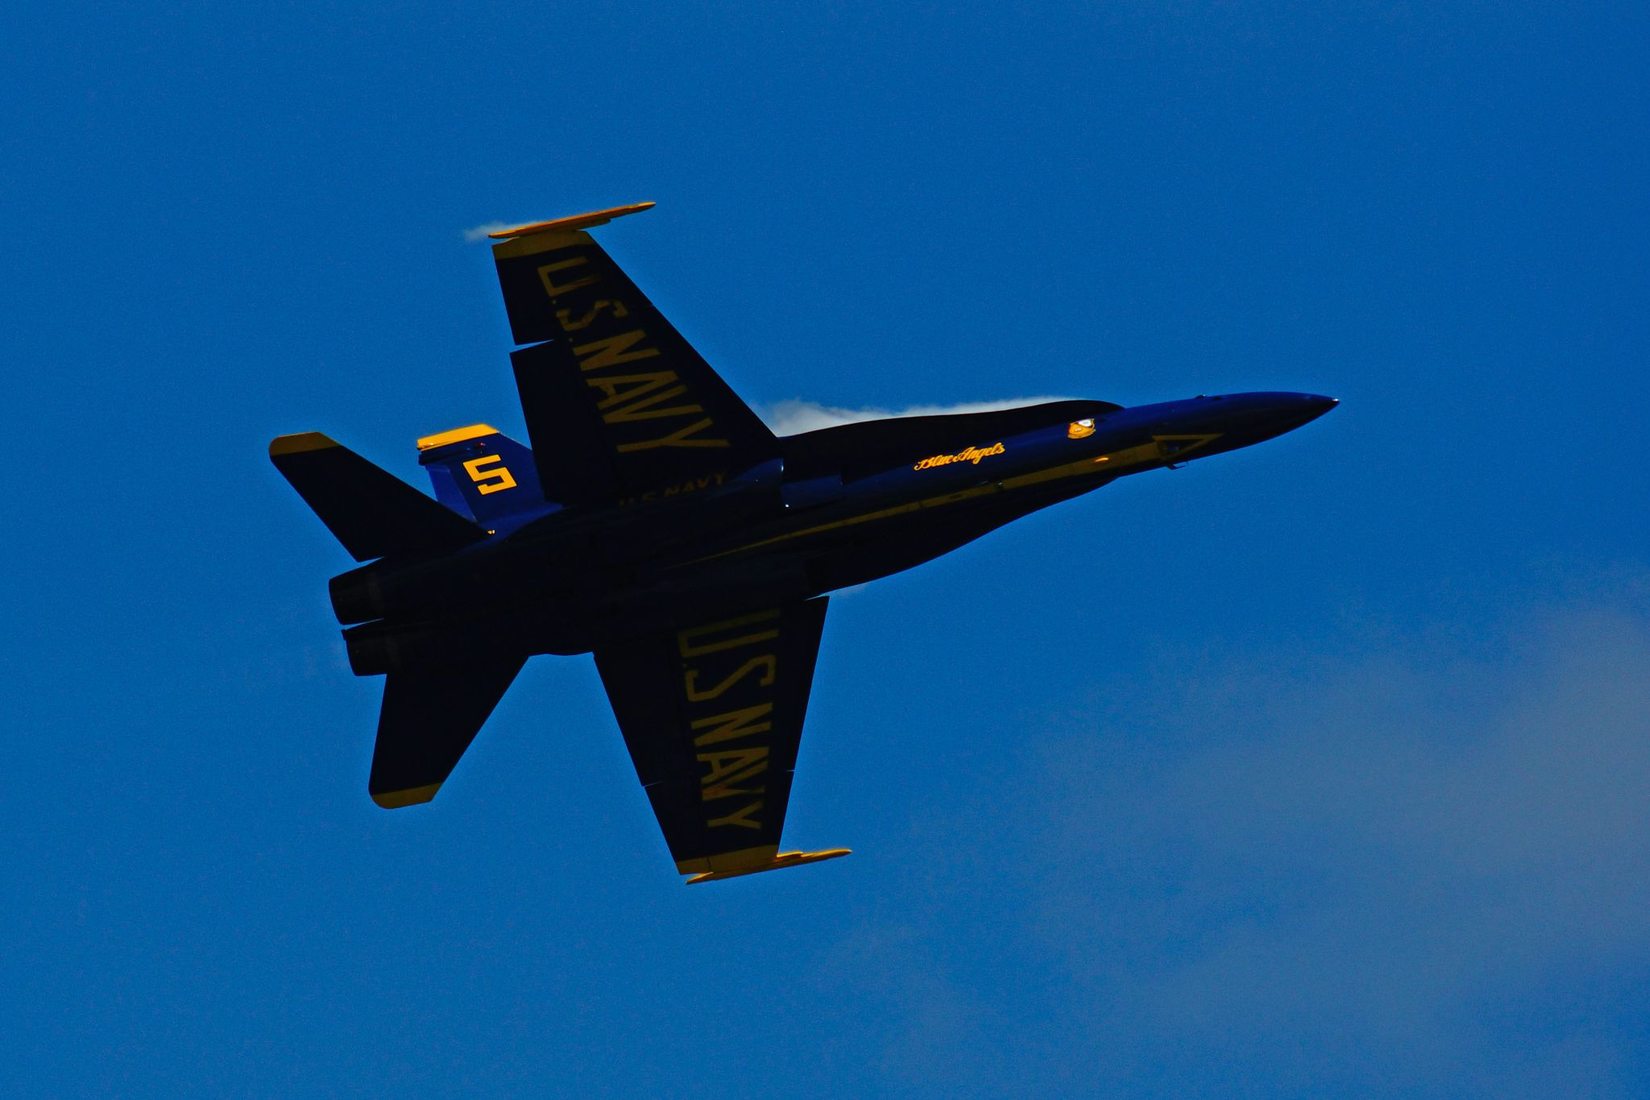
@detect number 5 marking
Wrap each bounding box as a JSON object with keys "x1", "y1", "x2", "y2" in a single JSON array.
[{"x1": 462, "y1": 455, "x2": 517, "y2": 495}]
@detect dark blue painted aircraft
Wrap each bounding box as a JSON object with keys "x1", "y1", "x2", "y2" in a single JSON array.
[{"x1": 271, "y1": 203, "x2": 1335, "y2": 883}]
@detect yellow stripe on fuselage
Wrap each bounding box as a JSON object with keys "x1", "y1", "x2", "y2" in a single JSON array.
[{"x1": 688, "y1": 435, "x2": 1218, "y2": 566}]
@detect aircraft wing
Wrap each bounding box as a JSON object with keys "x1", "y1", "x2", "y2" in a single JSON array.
[
  {"x1": 490, "y1": 204, "x2": 779, "y2": 509},
  {"x1": 595, "y1": 597, "x2": 847, "y2": 882}
]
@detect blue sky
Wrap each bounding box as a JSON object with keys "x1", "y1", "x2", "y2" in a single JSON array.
[{"x1": 4, "y1": 2, "x2": 1648, "y2": 1095}]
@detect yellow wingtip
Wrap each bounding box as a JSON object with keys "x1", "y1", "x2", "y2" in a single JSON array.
[
  {"x1": 269, "y1": 432, "x2": 338, "y2": 457},
  {"x1": 683, "y1": 848, "x2": 852, "y2": 885},
  {"x1": 486, "y1": 201, "x2": 655, "y2": 241},
  {"x1": 371, "y1": 784, "x2": 441, "y2": 809}
]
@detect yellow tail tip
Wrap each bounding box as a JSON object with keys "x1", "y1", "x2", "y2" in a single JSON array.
[{"x1": 416, "y1": 423, "x2": 500, "y2": 451}]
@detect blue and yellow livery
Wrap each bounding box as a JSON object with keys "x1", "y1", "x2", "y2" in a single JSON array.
[{"x1": 270, "y1": 202, "x2": 1336, "y2": 883}]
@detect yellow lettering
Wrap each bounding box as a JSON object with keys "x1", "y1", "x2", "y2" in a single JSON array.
[
  {"x1": 556, "y1": 299, "x2": 629, "y2": 332},
  {"x1": 706, "y1": 800, "x2": 764, "y2": 830},
  {"x1": 586, "y1": 370, "x2": 678, "y2": 409},
  {"x1": 685, "y1": 654, "x2": 778, "y2": 702},
  {"x1": 658, "y1": 476, "x2": 717, "y2": 498},
  {"x1": 574, "y1": 329, "x2": 661, "y2": 373},
  {"x1": 462, "y1": 455, "x2": 517, "y2": 495},
  {"x1": 678, "y1": 610, "x2": 782, "y2": 657},
  {"x1": 914, "y1": 441, "x2": 1005, "y2": 471},
  {"x1": 690, "y1": 703, "x2": 773, "y2": 747},
  {"x1": 615, "y1": 418, "x2": 729, "y2": 452},
  {"x1": 537, "y1": 257, "x2": 598, "y2": 298},
  {"x1": 585, "y1": 372, "x2": 706, "y2": 424},
  {"x1": 697, "y1": 747, "x2": 769, "y2": 800},
  {"x1": 602, "y1": 389, "x2": 702, "y2": 424}
]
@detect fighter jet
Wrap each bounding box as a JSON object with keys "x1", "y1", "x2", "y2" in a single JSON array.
[{"x1": 271, "y1": 202, "x2": 1335, "y2": 883}]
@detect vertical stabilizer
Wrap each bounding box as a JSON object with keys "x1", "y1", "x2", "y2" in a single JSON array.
[{"x1": 416, "y1": 424, "x2": 548, "y2": 527}]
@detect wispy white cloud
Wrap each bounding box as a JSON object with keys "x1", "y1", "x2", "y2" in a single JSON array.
[
  {"x1": 462, "y1": 222, "x2": 515, "y2": 243},
  {"x1": 760, "y1": 397, "x2": 1075, "y2": 436},
  {"x1": 821, "y1": 587, "x2": 1650, "y2": 1096},
  {"x1": 1073, "y1": 606, "x2": 1650, "y2": 1092}
]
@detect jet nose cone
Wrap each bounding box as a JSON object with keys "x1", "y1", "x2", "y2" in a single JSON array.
[
  {"x1": 1298, "y1": 393, "x2": 1339, "y2": 423},
  {"x1": 1232, "y1": 392, "x2": 1339, "y2": 445},
  {"x1": 1260, "y1": 392, "x2": 1337, "y2": 431}
]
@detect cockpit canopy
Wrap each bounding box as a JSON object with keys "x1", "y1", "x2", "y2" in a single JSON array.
[{"x1": 779, "y1": 399, "x2": 1120, "y2": 482}]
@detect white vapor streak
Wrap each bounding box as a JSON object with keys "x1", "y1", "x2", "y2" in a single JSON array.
[
  {"x1": 761, "y1": 397, "x2": 1074, "y2": 436},
  {"x1": 462, "y1": 222, "x2": 515, "y2": 242}
]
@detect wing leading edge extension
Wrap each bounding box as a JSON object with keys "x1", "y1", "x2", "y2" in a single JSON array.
[
  {"x1": 490, "y1": 203, "x2": 779, "y2": 509},
  {"x1": 595, "y1": 598, "x2": 847, "y2": 883}
]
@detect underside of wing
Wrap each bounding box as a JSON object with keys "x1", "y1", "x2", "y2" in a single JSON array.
[
  {"x1": 594, "y1": 598, "x2": 844, "y2": 881},
  {"x1": 490, "y1": 204, "x2": 779, "y2": 509}
]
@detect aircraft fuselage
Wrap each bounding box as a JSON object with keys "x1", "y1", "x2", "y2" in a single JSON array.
[
  {"x1": 271, "y1": 201, "x2": 1338, "y2": 875},
  {"x1": 336, "y1": 390, "x2": 1334, "y2": 674}
]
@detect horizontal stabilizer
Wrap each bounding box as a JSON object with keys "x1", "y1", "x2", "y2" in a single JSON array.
[
  {"x1": 685, "y1": 848, "x2": 851, "y2": 885},
  {"x1": 370, "y1": 656, "x2": 525, "y2": 808},
  {"x1": 270, "y1": 432, "x2": 486, "y2": 561}
]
